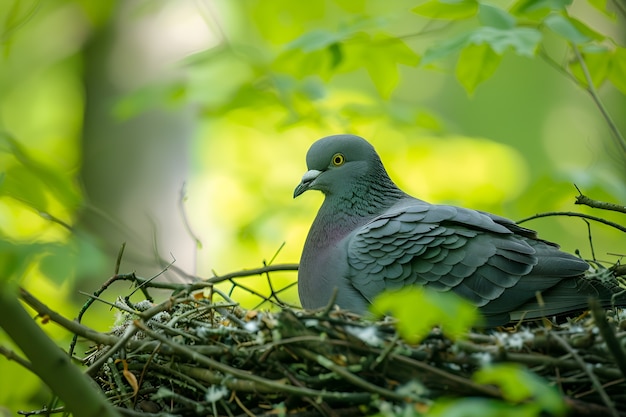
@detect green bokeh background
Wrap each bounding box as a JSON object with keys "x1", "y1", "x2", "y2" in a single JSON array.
[{"x1": 0, "y1": 0, "x2": 624, "y2": 413}]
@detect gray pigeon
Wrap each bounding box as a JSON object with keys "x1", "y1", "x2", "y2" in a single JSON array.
[{"x1": 294, "y1": 134, "x2": 621, "y2": 326}]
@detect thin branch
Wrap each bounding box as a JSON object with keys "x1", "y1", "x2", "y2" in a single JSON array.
[
  {"x1": 589, "y1": 299, "x2": 626, "y2": 380},
  {"x1": 204, "y1": 263, "x2": 299, "y2": 285},
  {"x1": 132, "y1": 321, "x2": 372, "y2": 403},
  {"x1": 517, "y1": 211, "x2": 626, "y2": 233},
  {"x1": 550, "y1": 332, "x2": 619, "y2": 417},
  {"x1": 575, "y1": 185, "x2": 626, "y2": 214},
  {"x1": 572, "y1": 46, "x2": 626, "y2": 155}
]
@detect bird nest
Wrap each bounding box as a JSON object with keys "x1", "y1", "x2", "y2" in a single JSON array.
[{"x1": 19, "y1": 263, "x2": 610, "y2": 417}]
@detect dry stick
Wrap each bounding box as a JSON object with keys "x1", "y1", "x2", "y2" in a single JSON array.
[
  {"x1": 109, "y1": 264, "x2": 299, "y2": 292},
  {"x1": 574, "y1": 186, "x2": 626, "y2": 214},
  {"x1": 20, "y1": 288, "x2": 123, "y2": 347},
  {"x1": 589, "y1": 299, "x2": 626, "y2": 380},
  {"x1": 85, "y1": 323, "x2": 141, "y2": 377},
  {"x1": 388, "y1": 351, "x2": 503, "y2": 398},
  {"x1": 550, "y1": 332, "x2": 619, "y2": 417},
  {"x1": 293, "y1": 346, "x2": 423, "y2": 404},
  {"x1": 132, "y1": 321, "x2": 371, "y2": 403},
  {"x1": 0, "y1": 345, "x2": 34, "y2": 372},
  {"x1": 517, "y1": 211, "x2": 626, "y2": 233},
  {"x1": 204, "y1": 264, "x2": 299, "y2": 285}
]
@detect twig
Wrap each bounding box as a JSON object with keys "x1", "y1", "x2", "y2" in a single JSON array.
[
  {"x1": 517, "y1": 211, "x2": 626, "y2": 233},
  {"x1": 550, "y1": 332, "x2": 619, "y2": 417},
  {"x1": 589, "y1": 299, "x2": 626, "y2": 380},
  {"x1": 132, "y1": 321, "x2": 373, "y2": 403},
  {"x1": 205, "y1": 264, "x2": 299, "y2": 285},
  {"x1": 574, "y1": 185, "x2": 626, "y2": 214},
  {"x1": 572, "y1": 46, "x2": 626, "y2": 155},
  {"x1": 295, "y1": 346, "x2": 424, "y2": 403},
  {"x1": 114, "y1": 243, "x2": 126, "y2": 275},
  {"x1": 0, "y1": 345, "x2": 34, "y2": 372},
  {"x1": 85, "y1": 323, "x2": 141, "y2": 377}
]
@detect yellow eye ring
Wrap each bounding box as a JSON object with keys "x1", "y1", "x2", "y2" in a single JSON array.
[{"x1": 331, "y1": 153, "x2": 345, "y2": 166}]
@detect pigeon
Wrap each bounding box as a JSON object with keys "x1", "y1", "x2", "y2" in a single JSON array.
[{"x1": 294, "y1": 134, "x2": 621, "y2": 326}]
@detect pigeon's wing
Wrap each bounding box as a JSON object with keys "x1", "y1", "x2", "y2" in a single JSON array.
[{"x1": 346, "y1": 202, "x2": 544, "y2": 312}]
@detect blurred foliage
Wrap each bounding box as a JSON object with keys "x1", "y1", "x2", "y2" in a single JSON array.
[
  {"x1": 371, "y1": 287, "x2": 480, "y2": 342},
  {"x1": 426, "y1": 364, "x2": 566, "y2": 417},
  {"x1": 0, "y1": 0, "x2": 624, "y2": 414}
]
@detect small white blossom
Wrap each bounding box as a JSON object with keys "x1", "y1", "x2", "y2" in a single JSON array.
[
  {"x1": 244, "y1": 321, "x2": 260, "y2": 332},
  {"x1": 472, "y1": 352, "x2": 492, "y2": 367},
  {"x1": 346, "y1": 326, "x2": 383, "y2": 347},
  {"x1": 205, "y1": 385, "x2": 229, "y2": 403}
]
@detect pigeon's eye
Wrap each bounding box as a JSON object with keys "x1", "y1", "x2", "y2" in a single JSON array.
[{"x1": 331, "y1": 153, "x2": 345, "y2": 166}]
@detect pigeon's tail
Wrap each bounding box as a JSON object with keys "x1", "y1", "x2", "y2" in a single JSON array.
[{"x1": 509, "y1": 273, "x2": 626, "y2": 323}]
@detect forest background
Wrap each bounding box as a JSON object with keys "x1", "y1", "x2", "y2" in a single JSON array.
[{"x1": 0, "y1": 0, "x2": 624, "y2": 413}]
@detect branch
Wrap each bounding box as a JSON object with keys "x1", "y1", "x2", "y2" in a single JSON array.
[
  {"x1": 572, "y1": 46, "x2": 626, "y2": 155},
  {"x1": 0, "y1": 286, "x2": 120, "y2": 417},
  {"x1": 550, "y1": 332, "x2": 619, "y2": 417},
  {"x1": 575, "y1": 186, "x2": 626, "y2": 214},
  {"x1": 589, "y1": 298, "x2": 626, "y2": 380},
  {"x1": 517, "y1": 211, "x2": 626, "y2": 233}
]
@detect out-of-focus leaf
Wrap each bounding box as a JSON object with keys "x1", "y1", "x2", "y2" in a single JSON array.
[
  {"x1": 38, "y1": 243, "x2": 75, "y2": 284},
  {"x1": 0, "y1": 133, "x2": 81, "y2": 212},
  {"x1": 2, "y1": 164, "x2": 49, "y2": 210},
  {"x1": 0, "y1": 240, "x2": 52, "y2": 285},
  {"x1": 371, "y1": 287, "x2": 479, "y2": 343},
  {"x1": 361, "y1": 34, "x2": 420, "y2": 98},
  {"x1": 422, "y1": 32, "x2": 472, "y2": 65},
  {"x1": 427, "y1": 397, "x2": 533, "y2": 417},
  {"x1": 422, "y1": 27, "x2": 540, "y2": 65},
  {"x1": 412, "y1": 0, "x2": 479, "y2": 20},
  {"x1": 286, "y1": 29, "x2": 344, "y2": 53},
  {"x1": 567, "y1": 16, "x2": 606, "y2": 41},
  {"x1": 544, "y1": 13, "x2": 591, "y2": 45},
  {"x1": 474, "y1": 364, "x2": 566, "y2": 415},
  {"x1": 569, "y1": 48, "x2": 611, "y2": 88},
  {"x1": 334, "y1": 0, "x2": 367, "y2": 12},
  {"x1": 471, "y1": 27, "x2": 541, "y2": 56},
  {"x1": 609, "y1": 47, "x2": 626, "y2": 95},
  {"x1": 586, "y1": 0, "x2": 615, "y2": 18},
  {"x1": 478, "y1": 3, "x2": 516, "y2": 29},
  {"x1": 509, "y1": 0, "x2": 572, "y2": 19},
  {"x1": 456, "y1": 43, "x2": 502, "y2": 94}
]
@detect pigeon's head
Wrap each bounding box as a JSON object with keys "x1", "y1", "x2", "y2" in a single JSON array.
[{"x1": 293, "y1": 134, "x2": 384, "y2": 198}]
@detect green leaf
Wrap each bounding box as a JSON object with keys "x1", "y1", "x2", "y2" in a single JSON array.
[
  {"x1": 328, "y1": 42, "x2": 343, "y2": 69},
  {"x1": 286, "y1": 29, "x2": 343, "y2": 53},
  {"x1": 0, "y1": 133, "x2": 82, "y2": 212},
  {"x1": 478, "y1": 4, "x2": 516, "y2": 29},
  {"x1": 569, "y1": 48, "x2": 611, "y2": 88},
  {"x1": 371, "y1": 287, "x2": 479, "y2": 342},
  {"x1": 39, "y1": 243, "x2": 75, "y2": 283},
  {"x1": 2, "y1": 164, "x2": 49, "y2": 210},
  {"x1": 586, "y1": 0, "x2": 616, "y2": 18},
  {"x1": 456, "y1": 43, "x2": 502, "y2": 94},
  {"x1": 609, "y1": 47, "x2": 626, "y2": 95},
  {"x1": 544, "y1": 13, "x2": 591, "y2": 44},
  {"x1": 422, "y1": 27, "x2": 541, "y2": 65},
  {"x1": 474, "y1": 364, "x2": 566, "y2": 414},
  {"x1": 412, "y1": 0, "x2": 478, "y2": 19},
  {"x1": 471, "y1": 27, "x2": 541, "y2": 56},
  {"x1": 363, "y1": 34, "x2": 420, "y2": 98},
  {"x1": 509, "y1": 0, "x2": 572, "y2": 20},
  {"x1": 422, "y1": 32, "x2": 472, "y2": 65},
  {"x1": 567, "y1": 16, "x2": 606, "y2": 41},
  {"x1": 427, "y1": 397, "x2": 535, "y2": 417}
]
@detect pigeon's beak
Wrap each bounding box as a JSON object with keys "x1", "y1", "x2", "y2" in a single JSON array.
[{"x1": 293, "y1": 169, "x2": 322, "y2": 198}]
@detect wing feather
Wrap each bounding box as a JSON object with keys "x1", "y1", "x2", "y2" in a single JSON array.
[{"x1": 347, "y1": 201, "x2": 537, "y2": 308}]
